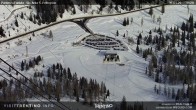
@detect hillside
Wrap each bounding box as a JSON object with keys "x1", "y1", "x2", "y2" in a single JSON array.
[{"x1": 0, "y1": 2, "x2": 196, "y2": 110}]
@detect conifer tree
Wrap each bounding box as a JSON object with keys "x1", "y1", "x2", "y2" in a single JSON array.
[
  {"x1": 20, "y1": 12, "x2": 24, "y2": 19},
  {"x1": 164, "y1": 85, "x2": 167, "y2": 96},
  {"x1": 123, "y1": 33, "x2": 125, "y2": 38},
  {"x1": 149, "y1": 7, "x2": 153, "y2": 16},
  {"x1": 137, "y1": 37, "x2": 140, "y2": 45},
  {"x1": 131, "y1": 17, "x2": 133, "y2": 24},
  {"x1": 29, "y1": 13, "x2": 33, "y2": 21},
  {"x1": 154, "y1": 84, "x2": 157, "y2": 92},
  {"x1": 73, "y1": 7, "x2": 76, "y2": 14},
  {"x1": 161, "y1": 5, "x2": 165, "y2": 14},
  {"x1": 189, "y1": 14, "x2": 194, "y2": 32},
  {"x1": 168, "y1": 87, "x2": 171, "y2": 98},
  {"x1": 172, "y1": 88, "x2": 175, "y2": 99},
  {"x1": 49, "y1": 30, "x2": 53, "y2": 41},
  {"x1": 120, "y1": 96, "x2": 127, "y2": 110},
  {"x1": 21, "y1": 60, "x2": 24, "y2": 71},
  {"x1": 123, "y1": 18, "x2": 127, "y2": 26},
  {"x1": 26, "y1": 63, "x2": 29, "y2": 70},
  {"x1": 138, "y1": 33, "x2": 142, "y2": 39},
  {"x1": 136, "y1": 45, "x2": 139, "y2": 54},
  {"x1": 126, "y1": 17, "x2": 129, "y2": 25},
  {"x1": 145, "y1": 67, "x2": 147, "y2": 74},
  {"x1": 181, "y1": 22, "x2": 186, "y2": 31},
  {"x1": 155, "y1": 70, "x2": 159, "y2": 82},
  {"x1": 148, "y1": 61, "x2": 153, "y2": 77},
  {"x1": 15, "y1": 19, "x2": 19, "y2": 27},
  {"x1": 106, "y1": 90, "x2": 110, "y2": 98},
  {"x1": 116, "y1": 30, "x2": 119, "y2": 36}
]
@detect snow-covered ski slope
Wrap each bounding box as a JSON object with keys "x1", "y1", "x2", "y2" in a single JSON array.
[
  {"x1": 0, "y1": 5, "x2": 28, "y2": 21},
  {"x1": 0, "y1": 4, "x2": 131, "y2": 41},
  {"x1": 0, "y1": 5, "x2": 195, "y2": 101},
  {"x1": 87, "y1": 5, "x2": 196, "y2": 50},
  {"x1": 0, "y1": 4, "x2": 152, "y2": 42}
]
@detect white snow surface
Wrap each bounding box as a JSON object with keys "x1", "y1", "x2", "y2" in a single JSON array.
[
  {"x1": 87, "y1": 5, "x2": 196, "y2": 51},
  {"x1": 0, "y1": 5, "x2": 28, "y2": 21},
  {"x1": 0, "y1": 5, "x2": 195, "y2": 101}
]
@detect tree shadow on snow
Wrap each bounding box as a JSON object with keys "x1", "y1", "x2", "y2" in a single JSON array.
[
  {"x1": 154, "y1": 7, "x2": 160, "y2": 13},
  {"x1": 178, "y1": 15, "x2": 188, "y2": 22},
  {"x1": 132, "y1": 21, "x2": 141, "y2": 27},
  {"x1": 114, "y1": 18, "x2": 123, "y2": 26},
  {"x1": 140, "y1": 10, "x2": 151, "y2": 17}
]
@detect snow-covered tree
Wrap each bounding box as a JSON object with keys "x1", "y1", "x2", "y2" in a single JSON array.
[
  {"x1": 161, "y1": 5, "x2": 165, "y2": 14},
  {"x1": 49, "y1": 30, "x2": 53, "y2": 41},
  {"x1": 149, "y1": 7, "x2": 153, "y2": 16}
]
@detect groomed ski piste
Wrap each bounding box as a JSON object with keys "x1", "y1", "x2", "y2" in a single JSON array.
[{"x1": 0, "y1": 5, "x2": 195, "y2": 101}]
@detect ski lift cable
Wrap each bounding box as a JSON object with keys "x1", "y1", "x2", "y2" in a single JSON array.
[
  {"x1": 0, "y1": 67, "x2": 66, "y2": 110},
  {"x1": 0, "y1": 73, "x2": 55, "y2": 110},
  {"x1": 3, "y1": 5, "x2": 71, "y2": 110},
  {"x1": 0, "y1": 58, "x2": 71, "y2": 110}
]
